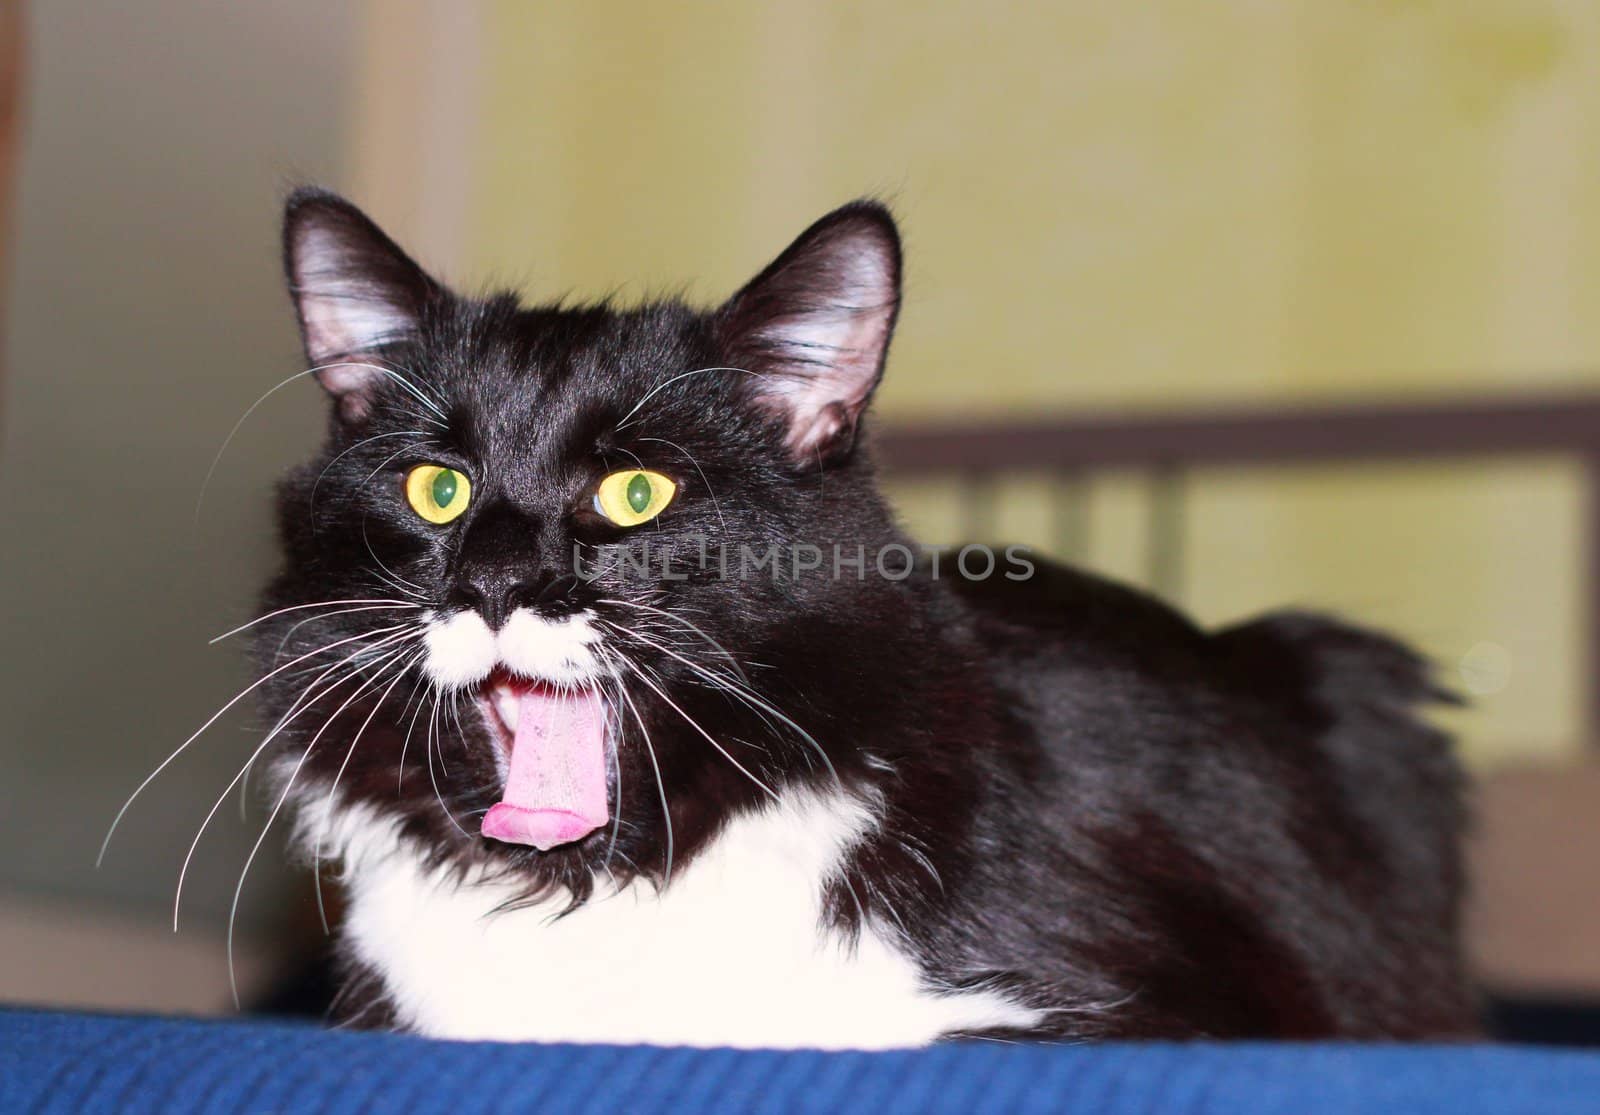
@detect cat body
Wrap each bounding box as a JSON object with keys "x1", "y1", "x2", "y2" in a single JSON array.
[
  {"x1": 255, "y1": 191, "x2": 1476, "y2": 1046},
  {"x1": 305, "y1": 788, "x2": 1041, "y2": 1047}
]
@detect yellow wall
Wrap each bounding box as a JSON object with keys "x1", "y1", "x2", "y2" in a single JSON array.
[{"x1": 457, "y1": 1, "x2": 1600, "y2": 765}]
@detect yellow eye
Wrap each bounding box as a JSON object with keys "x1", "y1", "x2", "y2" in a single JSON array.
[
  {"x1": 594, "y1": 469, "x2": 676, "y2": 527},
  {"x1": 404, "y1": 465, "x2": 471, "y2": 524}
]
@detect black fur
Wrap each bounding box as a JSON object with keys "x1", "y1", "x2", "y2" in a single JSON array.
[{"x1": 256, "y1": 188, "x2": 1477, "y2": 1039}]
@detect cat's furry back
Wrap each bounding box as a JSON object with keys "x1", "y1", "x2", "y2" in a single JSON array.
[{"x1": 255, "y1": 189, "x2": 1477, "y2": 1046}]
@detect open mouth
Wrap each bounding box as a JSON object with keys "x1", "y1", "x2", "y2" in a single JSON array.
[{"x1": 474, "y1": 669, "x2": 610, "y2": 852}]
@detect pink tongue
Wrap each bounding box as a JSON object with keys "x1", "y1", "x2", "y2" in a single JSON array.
[{"x1": 481, "y1": 686, "x2": 608, "y2": 851}]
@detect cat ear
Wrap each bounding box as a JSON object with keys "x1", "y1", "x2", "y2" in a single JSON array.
[
  {"x1": 718, "y1": 201, "x2": 902, "y2": 468},
  {"x1": 282, "y1": 188, "x2": 440, "y2": 421}
]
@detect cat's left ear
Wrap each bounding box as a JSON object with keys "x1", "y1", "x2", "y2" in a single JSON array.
[
  {"x1": 282, "y1": 187, "x2": 442, "y2": 422},
  {"x1": 718, "y1": 201, "x2": 902, "y2": 469}
]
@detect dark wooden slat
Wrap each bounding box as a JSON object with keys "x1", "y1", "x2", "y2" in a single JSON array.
[
  {"x1": 875, "y1": 392, "x2": 1600, "y2": 474},
  {"x1": 1147, "y1": 466, "x2": 1184, "y2": 601},
  {"x1": 877, "y1": 391, "x2": 1600, "y2": 748},
  {"x1": 1587, "y1": 454, "x2": 1600, "y2": 746},
  {"x1": 1052, "y1": 471, "x2": 1087, "y2": 560},
  {"x1": 960, "y1": 471, "x2": 997, "y2": 542}
]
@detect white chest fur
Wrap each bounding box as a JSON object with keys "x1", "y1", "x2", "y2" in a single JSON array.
[{"x1": 314, "y1": 790, "x2": 1040, "y2": 1049}]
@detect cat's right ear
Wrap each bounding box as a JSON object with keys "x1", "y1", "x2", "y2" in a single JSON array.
[
  {"x1": 717, "y1": 201, "x2": 902, "y2": 470},
  {"x1": 282, "y1": 188, "x2": 440, "y2": 422}
]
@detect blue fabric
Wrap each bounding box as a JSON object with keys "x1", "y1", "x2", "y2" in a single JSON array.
[{"x1": 4, "y1": 1007, "x2": 1600, "y2": 1114}]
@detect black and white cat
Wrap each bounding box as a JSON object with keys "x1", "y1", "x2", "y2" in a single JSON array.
[{"x1": 255, "y1": 189, "x2": 1476, "y2": 1047}]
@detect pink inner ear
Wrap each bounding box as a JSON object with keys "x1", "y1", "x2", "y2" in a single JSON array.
[
  {"x1": 316, "y1": 361, "x2": 378, "y2": 396},
  {"x1": 291, "y1": 219, "x2": 422, "y2": 370},
  {"x1": 748, "y1": 265, "x2": 896, "y2": 462},
  {"x1": 721, "y1": 205, "x2": 901, "y2": 465},
  {"x1": 313, "y1": 359, "x2": 384, "y2": 422},
  {"x1": 750, "y1": 298, "x2": 894, "y2": 463},
  {"x1": 786, "y1": 399, "x2": 855, "y2": 460}
]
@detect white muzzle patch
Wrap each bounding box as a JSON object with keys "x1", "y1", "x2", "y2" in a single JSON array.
[{"x1": 422, "y1": 609, "x2": 601, "y2": 688}]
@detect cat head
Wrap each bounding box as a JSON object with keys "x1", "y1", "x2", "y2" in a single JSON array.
[{"x1": 262, "y1": 190, "x2": 916, "y2": 894}]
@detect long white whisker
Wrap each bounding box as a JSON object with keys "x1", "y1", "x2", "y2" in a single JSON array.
[
  {"x1": 395, "y1": 670, "x2": 432, "y2": 795},
  {"x1": 360, "y1": 516, "x2": 428, "y2": 599},
  {"x1": 606, "y1": 621, "x2": 778, "y2": 721},
  {"x1": 447, "y1": 690, "x2": 469, "y2": 756},
  {"x1": 426, "y1": 687, "x2": 470, "y2": 837},
  {"x1": 319, "y1": 359, "x2": 449, "y2": 423},
  {"x1": 194, "y1": 360, "x2": 444, "y2": 534},
  {"x1": 624, "y1": 660, "x2": 780, "y2": 803},
  {"x1": 312, "y1": 648, "x2": 422, "y2": 932},
  {"x1": 195, "y1": 366, "x2": 322, "y2": 531},
  {"x1": 270, "y1": 603, "x2": 421, "y2": 663},
  {"x1": 600, "y1": 685, "x2": 625, "y2": 876},
  {"x1": 430, "y1": 683, "x2": 452, "y2": 779},
  {"x1": 173, "y1": 626, "x2": 426, "y2": 926},
  {"x1": 637, "y1": 436, "x2": 726, "y2": 532},
  {"x1": 599, "y1": 620, "x2": 776, "y2": 736},
  {"x1": 603, "y1": 621, "x2": 838, "y2": 785},
  {"x1": 595, "y1": 598, "x2": 749, "y2": 683},
  {"x1": 599, "y1": 647, "x2": 672, "y2": 886},
  {"x1": 224, "y1": 640, "x2": 418, "y2": 1006},
  {"x1": 210, "y1": 598, "x2": 418, "y2": 645},
  {"x1": 615, "y1": 366, "x2": 760, "y2": 430},
  {"x1": 363, "y1": 441, "x2": 430, "y2": 485},
  {"x1": 310, "y1": 430, "x2": 428, "y2": 519},
  {"x1": 97, "y1": 622, "x2": 418, "y2": 868}
]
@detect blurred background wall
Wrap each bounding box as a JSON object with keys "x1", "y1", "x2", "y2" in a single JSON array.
[
  {"x1": 454, "y1": 0, "x2": 1600, "y2": 768},
  {"x1": 0, "y1": 0, "x2": 351, "y2": 1007},
  {"x1": 1, "y1": 0, "x2": 1598, "y2": 1014}
]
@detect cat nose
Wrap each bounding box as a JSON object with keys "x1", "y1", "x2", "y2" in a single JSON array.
[
  {"x1": 449, "y1": 568, "x2": 577, "y2": 630},
  {"x1": 450, "y1": 501, "x2": 580, "y2": 628}
]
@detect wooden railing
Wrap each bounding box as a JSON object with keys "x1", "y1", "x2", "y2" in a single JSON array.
[{"x1": 876, "y1": 391, "x2": 1600, "y2": 741}]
